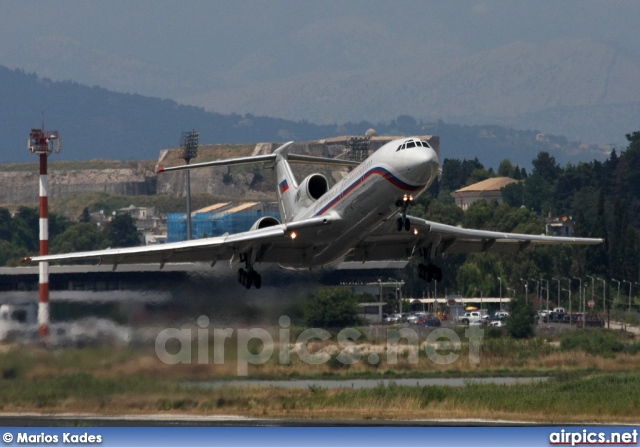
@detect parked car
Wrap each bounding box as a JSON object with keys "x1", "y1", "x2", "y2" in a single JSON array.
[
  {"x1": 416, "y1": 314, "x2": 438, "y2": 326},
  {"x1": 543, "y1": 311, "x2": 567, "y2": 323},
  {"x1": 382, "y1": 313, "x2": 401, "y2": 324},
  {"x1": 407, "y1": 312, "x2": 427, "y2": 324},
  {"x1": 419, "y1": 317, "x2": 441, "y2": 327},
  {"x1": 575, "y1": 314, "x2": 605, "y2": 328},
  {"x1": 460, "y1": 311, "x2": 488, "y2": 325},
  {"x1": 489, "y1": 320, "x2": 505, "y2": 327}
]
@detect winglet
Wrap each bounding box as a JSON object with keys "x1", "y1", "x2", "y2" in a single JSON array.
[
  {"x1": 156, "y1": 167, "x2": 165, "y2": 174},
  {"x1": 21, "y1": 257, "x2": 32, "y2": 263}
]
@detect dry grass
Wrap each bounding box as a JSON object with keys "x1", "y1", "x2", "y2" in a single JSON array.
[{"x1": 2, "y1": 330, "x2": 640, "y2": 422}]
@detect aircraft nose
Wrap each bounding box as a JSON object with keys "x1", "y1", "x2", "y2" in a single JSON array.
[{"x1": 402, "y1": 146, "x2": 439, "y2": 185}]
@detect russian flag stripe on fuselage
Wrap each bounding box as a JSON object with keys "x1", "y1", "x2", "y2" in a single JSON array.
[
  {"x1": 279, "y1": 179, "x2": 289, "y2": 194},
  {"x1": 314, "y1": 166, "x2": 424, "y2": 216}
]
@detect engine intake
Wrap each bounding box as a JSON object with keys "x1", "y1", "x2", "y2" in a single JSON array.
[
  {"x1": 250, "y1": 216, "x2": 281, "y2": 231},
  {"x1": 296, "y1": 174, "x2": 329, "y2": 208}
]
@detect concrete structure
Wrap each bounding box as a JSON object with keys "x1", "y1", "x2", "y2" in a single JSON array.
[
  {"x1": 451, "y1": 177, "x2": 519, "y2": 210},
  {"x1": 357, "y1": 302, "x2": 385, "y2": 323}
]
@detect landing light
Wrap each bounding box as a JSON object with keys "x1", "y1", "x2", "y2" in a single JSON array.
[
  {"x1": 413, "y1": 228, "x2": 419, "y2": 235},
  {"x1": 290, "y1": 231, "x2": 298, "y2": 240}
]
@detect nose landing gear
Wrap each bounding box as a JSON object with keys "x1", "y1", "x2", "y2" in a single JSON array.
[{"x1": 396, "y1": 194, "x2": 414, "y2": 231}]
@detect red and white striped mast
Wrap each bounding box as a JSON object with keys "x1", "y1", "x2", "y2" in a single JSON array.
[{"x1": 28, "y1": 120, "x2": 60, "y2": 337}]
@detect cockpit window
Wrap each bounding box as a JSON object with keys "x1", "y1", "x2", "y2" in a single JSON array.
[{"x1": 397, "y1": 139, "x2": 431, "y2": 151}]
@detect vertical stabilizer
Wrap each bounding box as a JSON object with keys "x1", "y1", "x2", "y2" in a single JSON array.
[{"x1": 274, "y1": 142, "x2": 299, "y2": 222}]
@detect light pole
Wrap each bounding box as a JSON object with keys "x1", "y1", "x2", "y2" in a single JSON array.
[
  {"x1": 541, "y1": 279, "x2": 549, "y2": 312},
  {"x1": 623, "y1": 280, "x2": 632, "y2": 313},
  {"x1": 507, "y1": 287, "x2": 516, "y2": 299},
  {"x1": 597, "y1": 278, "x2": 606, "y2": 312},
  {"x1": 531, "y1": 279, "x2": 540, "y2": 307},
  {"x1": 520, "y1": 278, "x2": 528, "y2": 304},
  {"x1": 612, "y1": 278, "x2": 621, "y2": 307},
  {"x1": 562, "y1": 288, "x2": 572, "y2": 325},
  {"x1": 584, "y1": 283, "x2": 589, "y2": 314},
  {"x1": 497, "y1": 276, "x2": 502, "y2": 311},
  {"x1": 586, "y1": 275, "x2": 595, "y2": 310},
  {"x1": 180, "y1": 130, "x2": 199, "y2": 241},
  {"x1": 553, "y1": 278, "x2": 561, "y2": 308},
  {"x1": 573, "y1": 277, "x2": 582, "y2": 313}
]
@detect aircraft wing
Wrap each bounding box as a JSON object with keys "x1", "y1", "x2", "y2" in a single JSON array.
[
  {"x1": 26, "y1": 216, "x2": 338, "y2": 268},
  {"x1": 346, "y1": 214, "x2": 603, "y2": 262}
]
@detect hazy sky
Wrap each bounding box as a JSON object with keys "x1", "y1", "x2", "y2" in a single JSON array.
[{"x1": 1, "y1": 0, "x2": 639, "y2": 122}]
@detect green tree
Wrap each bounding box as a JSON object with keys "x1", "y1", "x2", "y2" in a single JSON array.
[
  {"x1": 106, "y1": 213, "x2": 140, "y2": 248},
  {"x1": 506, "y1": 294, "x2": 536, "y2": 339},
  {"x1": 0, "y1": 208, "x2": 12, "y2": 241},
  {"x1": 50, "y1": 223, "x2": 108, "y2": 254},
  {"x1": 0, "y1": 240, "x2": 28, "y2": 266},
  {"x1": 80, "y1": 207, "x2": 91, "y2": 223},
  {"x1": 497, "y1": 159, "x2": 516, "y2": 178},
  {"x1": 303, "y1": 288, "x2": 361, "y2": 328},
  {"x1": 11, "y1": 207, "x2": 39, "y2": 252}
]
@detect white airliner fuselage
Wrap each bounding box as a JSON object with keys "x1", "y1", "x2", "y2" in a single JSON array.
[{"x1": 279, "y1": 138, "x2": 439, "y2": 268}]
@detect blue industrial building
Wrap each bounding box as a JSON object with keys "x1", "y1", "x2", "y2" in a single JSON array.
[{"x1": 167, "y1": 202, "x2": 280, "y2": 242}]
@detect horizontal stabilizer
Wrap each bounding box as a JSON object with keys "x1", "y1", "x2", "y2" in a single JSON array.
[{"x1": 157, "y1": 141, "x2": 359, "y2": 173}]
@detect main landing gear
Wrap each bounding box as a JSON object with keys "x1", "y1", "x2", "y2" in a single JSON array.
[
  {"x1": 238, "y1": 267, "x2": 261, "y2": 289},
  {"x1": 237, "y1": 252, "x2": 262, "y2": 289},
  {"x1": 395, "y1": 194, "x2": 414, "y2": 231},
  {"x1": 418, "y1": 263, "x2": 442, "y2": 283}
]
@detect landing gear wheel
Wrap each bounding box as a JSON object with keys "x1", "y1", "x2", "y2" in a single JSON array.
[
  {"x1": 404, "y1": 217, "x2": 410, "y2": 231},
  {"x1": 396, "y1": 218, "x2": 403, "y2": 231},
  {"x1": 434, "y1": 266, "x2": 443, "y2": 282},
  {"x1": 253, "y1": 272, "x2": 262, "y2": 289},
  {"x1": 238, "y1": 268, "x2": 246, "y2": 285}
]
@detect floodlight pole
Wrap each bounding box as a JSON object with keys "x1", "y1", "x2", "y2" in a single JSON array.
[{"x1": 180, "y1": 130, "x2": 199, "y2": 241}]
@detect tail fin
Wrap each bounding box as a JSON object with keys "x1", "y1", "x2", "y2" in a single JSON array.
[
  {"x1": 156, "y1": 140, "x2": 360, "y2": 223},
  {"x1": 273, "y1": 142, "x2": 299, "y2": 222}
]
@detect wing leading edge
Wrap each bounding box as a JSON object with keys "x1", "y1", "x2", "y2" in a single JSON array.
[
  {"x1": 346, "y1": 214, "x2": 603, "y2": 262},
  {"x1": 26, "y1": 215, "x2": 338, "y2": 268}
]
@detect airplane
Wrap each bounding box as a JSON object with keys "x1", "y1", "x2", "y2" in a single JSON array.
[{"x1": 27, "y1": 137, "x2": 603, "y2": 289}]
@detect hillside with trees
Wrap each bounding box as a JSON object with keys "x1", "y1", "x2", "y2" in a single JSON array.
[{"x1": 1, "y1": 66, "x2": 609, "y2": 169}]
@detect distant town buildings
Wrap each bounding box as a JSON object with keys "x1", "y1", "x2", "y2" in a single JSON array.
[{"x1": 451, "y1": 177, "x2": 519, "y2": 210}]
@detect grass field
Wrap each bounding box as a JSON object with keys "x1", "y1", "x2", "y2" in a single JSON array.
[{"x1": 0, "y1": 328, "x2": 638, "y2": 422}]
